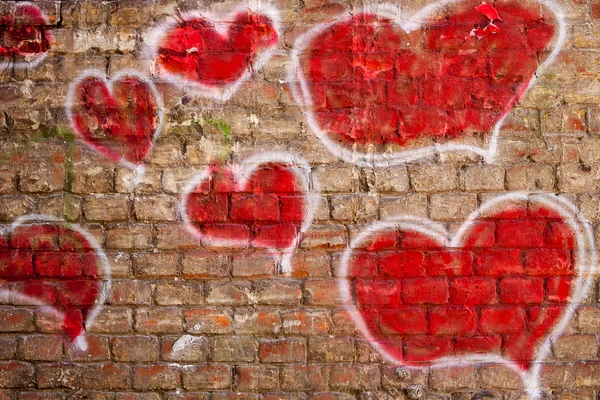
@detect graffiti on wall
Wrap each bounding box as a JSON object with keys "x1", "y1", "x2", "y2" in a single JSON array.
[
  {"x1": 1, "y1": 0, "x2": 597, "y2": 397},
  {"x1": 65, "y1": 70, "x2": 164, "y2": 185},
  {"x1": 0, "y1": 215, "x2": 110, "y2": 351},
  {"x1": 338, "y1": 193, "x2": 595, "y2": 397},
  {"x1": 181, "y1": 152, "x2": 319, "y2": 273},
  {"x1": 148, "y1": 3, "x2": 280, "y2": 101},
  {"x1": 289, "y1": 0, "x2": 565, "y2": 166},
  {"x1": 0, "y1": 2, "x2": 51, "y2": 69}
]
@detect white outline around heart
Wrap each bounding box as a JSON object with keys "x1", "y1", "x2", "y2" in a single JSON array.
[
  {"x1": 0, "y1": 2, "x2": 52, "y2": 70},
  {"x1": 146, "y1": 1, "x2": 281, "y2": 102},
  {"x1": 0, "y1": 214, "x2": 112, "y2": 352},
  {"x1": 180, "y1": 151, "x2": 320, "y2": 274},
  {"x1": 289, "y1": 0, "x2": 566, "y2": 167},
  {"x1": 65, "y1": 69, "x2": 164, "y2": 186},
  {"x1": 338, "y1": 193, "x2": 596, "y2": 399}
]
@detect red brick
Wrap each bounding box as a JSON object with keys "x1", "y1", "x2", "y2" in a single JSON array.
[
  {"x1": 454, "y1": 336, "x2": 502, "y2": 353},
  {"x1": 232, "y1": 253, "x2": 276, "y2": 277},
  {"x1": 402, "y1": 278, "x2": 449, "y2": 304},
  {"x1": 135, "y1": 307, "x2": 183, "y2": 334},
  {"x1": 475, "y1": 249, "x2": 524, "y2": 276},
  {"x1": 112, "y1": 336, "x2": 159, "y2": 362},
  {"x1": 233, "y1": 308, "x2": 281, "y2": 334},
  {"x1": 329, "y1": 364, "x2": 380, "y2": 390},
  {"x1": 282, "y1": 310, "x2": 330, "y2": 335},
  {"x1": 206, "y1": 281, "x2": 253, "y2": 305},
  {"x1": 184, "y1": 307, "x2": 233, "y2": 334},
  {"x1": 429, "y1": 306, "x2": 478, "y2": 335},
  {"x1": 340, "y1": 251, "x2": 378, "y2": 277},
  {"x1": 449, "y1": 277, "x2": 497, "y2": 305},
  {"x1": 425, "y1": 250, "x2": 473, "y2": 277},
  {"x1": 87, "y1": 307, "x2": 133, "y2": 334},
  {"x1": 211, "y1": 336, "x2": 258, "y2": 362},
  {"x1": 377, "y1": 251, "x2": 425, "y2": 278},
  {"x1": 259, "y1": 338, "x2": 307, "y2": 363},
  {"x1": 65, "y1": 335, "x2": 110, "y2": 361},
  {"x1": 404, "y1": 336, "x2": 452, "y2": 362},
  {"x1": 161, "y1": 335, "x2": 209, "y2": 363},
  {"x1": 547, "y1": 277, "x2": 572, "y2": 302},
  {"x1": 108, "y1": 280, "x2": 152, "y2": 305},
  {"x1": 305, "y1": 279, "x2": 345, "y2": 306},
  {"x1": 81, "y1": 363, "x2": 131, "y2": 390},
  {"x1": 380, "y1": 307, "x2": 427, "y2": 334},
  {"x1": 36, "y1": 363, "x2": 80, "y2": 389},
  {"x1": 499, "y1": 277, "x2": 544, "y2": 304},
  {"x1": 356, "y1": 279, "x2": 401, "y2": 307},
  {"x1": 17, "y1": 335, "x2": 63, "y2": 361},
  {"x1": 525, "y1": 249, "x2": 573, "y2": 276},
  {"x1": 280, "y1": 365, "x2": 329, "y2": 391},
  {"x1": 497, "y1": 221, "x2": 545, "y2": 248},
  {"x1": 0, "y1": 362, "x2": 34, "y2": 388},
  {"x1": 290, "y1": 252, "x2": 330, "y2": 277},
  {"x1": 234, "y1": 365, "x2": 278, "y2": 391},
  {"x1": 154, "y1": 281, "x2": 203, "y2": 305},
  {"x1": 182, "y1": 364, "x2": 232, "y2": 390},
  {"x1": 182, "y1": 251, "x2": 231, "y2": 278},
  {"x1": 480, "y1": 307, "x2": 526, "y2": 334},
  {"x1": 0, "y1": 338, "x2": 16, "y2": 360},
  {"x1": 253, "y1": 279, "x2": 302, "y2": 305},
  {"x1": 133, "y1": 365, "x2": 180, "y2": 390},
  {"x1": 0, "y1": 308, "x2": 34, "y2": 332},
  {"x1": 309, "y1": 337, "x2": 355, "y2": 362}
]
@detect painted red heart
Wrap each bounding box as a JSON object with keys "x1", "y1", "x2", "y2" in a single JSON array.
[
  {"x1": 152, "y1": 6, "x2": 279, "y2": 100},
  {"x1": 66, "y1": 71, "x2": 163, "y2": 168},
  {"x1": 292, "y1": 0, "x2": 558, "y2": 164},
  {"x1": 0, "y1": 2, "x2": 51, "y2": 68},
  {"x1": 339, "y1": 195, "x2": 593, "y2": 371},
  {"x1": 181, "y1": 154, "x2": 317, "y2": 275},
  {"x1": 182, "y1": 156, "x2": 313, "y2": 255},
  {"x1": 0, "y1": 216, "x2": 109, "y2": 346}
]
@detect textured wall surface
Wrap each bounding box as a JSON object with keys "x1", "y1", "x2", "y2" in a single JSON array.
[{"x1": 1, "y1": 0, "x2": 600, "y2": 399}]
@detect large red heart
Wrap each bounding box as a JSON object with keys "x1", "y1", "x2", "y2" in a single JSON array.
[
  {"x1": 0, "y1": 2, "x2": 51, "y2": 68},
  {"x1": 66, "y1": 71, "x2": 163, "y2": 169},
  {"x1": 181, "y1": 153, "x2": 316, "y2": 271},
  {"x1": 339, "y1": 194, "x2": 594, "y2": 372},
  {"x1": 151, "y1": 6, "x2": 279, "y2": 100},
  {"x1": 291, "y1": 0, "x2": 560, "y2": 165},
  {"x1": 0, "y1": 216, "x2": 110, "y2": 348}
]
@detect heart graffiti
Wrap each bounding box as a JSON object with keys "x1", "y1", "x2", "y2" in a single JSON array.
[
  {"x1": 0, "y1": 215, "x2": 111, "y2": 350},
  {"x1": 338, "y1": 194, "x2": 595, "y2": 396},
  {"x1": 181, "y1": 152, "x2": 318, "y2": 272},
  {"x1": 66, "y1": 70, "x2": 164, "y2": 180},
  {"x1": 290, "y1": 0, "x2": 564, "y2": 166},
  {"x1": 149, "y1": 3, "x2": 280, "y2": 101},
  {"x1": 0, "y1": 2, "x2": 52, "y2": 69}
]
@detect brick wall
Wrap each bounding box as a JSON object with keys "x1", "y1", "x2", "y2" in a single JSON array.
[{"x1": 1, "y1": 0, "x2": 600, "y2": 399}]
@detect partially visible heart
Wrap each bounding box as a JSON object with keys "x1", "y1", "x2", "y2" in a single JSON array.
[
  {"x1": 339, "y1": 195, "x2": 593, "y2": 371},
  {"x1": 0, "y1": 216, "x2": 110, "y2": 347},
  {"x1": 292, "y1": 0, "x2": 559, "y2": 164},
  {"x1": 0, "y1": 2, "x2": 51, "y2": 68},
  {"x1": 151, "y1": 6, "x2": 279, "y2": 100},
  {"x1": 66, "y1": 71, "x2": 163, "y2": 169},
  {"x1": 181, "y1": 153, "x2": 316, "y2": 270}
]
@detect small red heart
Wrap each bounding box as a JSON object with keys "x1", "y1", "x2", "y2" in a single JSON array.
[
  {"x1": 152, "y1": 8, "x2": 279, "y2": 100},
  {"x1": 341, "y1": 196, "x2": 589, "y2": 371},
  {"x1": 0, "y1": 217, "x2": 109, "y2": 344},
  {"x1": 293, "y1": 0, "x2": 557, "y2": 162},
  {"x1": 182, "y1": 157, "x2": 312, "y2": 254},
  {"x1": 0, "y1": 2, "x2": 51, "y2": 68},
  {"x1": 66, "y1": 72, "x2": 163, "y2": 168}
]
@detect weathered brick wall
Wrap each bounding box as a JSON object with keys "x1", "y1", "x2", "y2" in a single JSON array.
[{"x1": 1, "y1": 0, "x2": 600, "y2": 399}]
